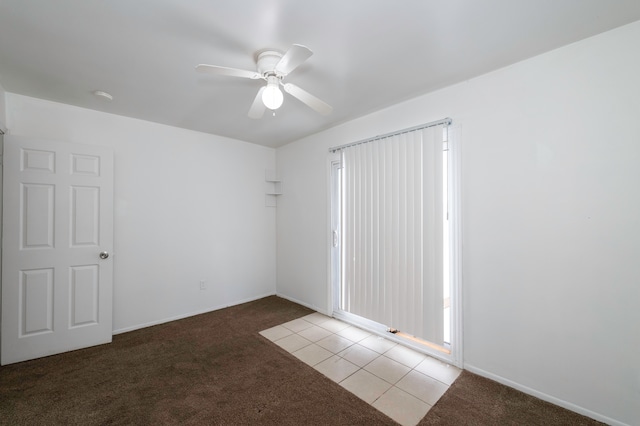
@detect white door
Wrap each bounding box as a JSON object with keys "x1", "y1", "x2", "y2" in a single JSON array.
[{"x1": 1, "y1": 135, "x2": 114, "y2": 365}]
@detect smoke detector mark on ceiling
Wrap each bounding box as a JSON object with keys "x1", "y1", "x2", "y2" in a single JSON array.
[{"x1": 93, "y1": 90, "x2": 113, "y2": 101}]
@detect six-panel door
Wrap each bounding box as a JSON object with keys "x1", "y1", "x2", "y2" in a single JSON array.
[{"x1": 1, "y1": 136, "x2": 114, "y2": 365}]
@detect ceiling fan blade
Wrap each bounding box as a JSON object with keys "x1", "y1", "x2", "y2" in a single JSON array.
[
  {"x1": 283, "y1": 83, "x2": 333, "y2": 115},
  {"x1": 248, "y1": 87, "x2": 267, "y2": 119},
  {"x1": 275, "y1": 44, "x2": 313, "y2": 75},
  {"x1": 196, "y1": 64, "x2": 261, "y2": 79}
]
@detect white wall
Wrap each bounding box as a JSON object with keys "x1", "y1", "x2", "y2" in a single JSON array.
[
  {"x1": 276, "y1": 21, "x2": 640, "y2": 425},
  {"x1": 0, "y1": 83, "x2": 6, "y2": 132},
  {"x1": 6, "y1": 94, "x2": 277, "y2": 333}
]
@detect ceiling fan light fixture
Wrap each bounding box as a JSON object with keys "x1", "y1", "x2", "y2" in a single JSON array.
[
  {"x1": 196, "y1": 44, "x2": 332, "y2": 118},
  {"x1": 262, "y1": 76, "x2": 283, "y2": 110}
]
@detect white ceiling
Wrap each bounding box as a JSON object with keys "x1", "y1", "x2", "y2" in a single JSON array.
[{"x1": 2, "y1": 0, "x2": 640, "y2": 148}]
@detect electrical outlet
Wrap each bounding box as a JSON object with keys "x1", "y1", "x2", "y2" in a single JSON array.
[{"x1": 199, "y1": 280, "x2": 206, "y2": 290}]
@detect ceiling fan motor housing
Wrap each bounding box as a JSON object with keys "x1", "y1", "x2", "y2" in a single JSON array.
[{"x1": 256, "y1": 50, "x2": 284, "y2": 77}]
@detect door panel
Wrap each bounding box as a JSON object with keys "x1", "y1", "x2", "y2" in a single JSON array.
[
  {"x1": 22, "y1": 183, "x2": 55, "y2": 248},
  {"x1": 2, "y1": 135, "x2": 114, "y2": 365},
  {"x1": 71, "y1": 186, "x2": 100, "y2": 246},
  {"x1": 20, "y1": 268, "x2": 54, "y2": 335},
  {"x1": 22, "y1": 148, "x2": 55, "y2": 173},
  {"x1": 70, "y1": 264, "x2": 99, "y2": 327}
]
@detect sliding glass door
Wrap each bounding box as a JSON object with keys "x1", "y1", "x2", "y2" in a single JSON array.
[{"x1": 330, "y1": 121, "x2": 460, "y2": 365}]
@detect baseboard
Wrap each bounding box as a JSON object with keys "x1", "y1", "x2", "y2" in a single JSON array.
[
  {"x1": 112, "y1": 292, "x2": 276, "y2": 335},
  {"x1": 463, "y1": 364, "x2": 627, "y2": 426},
  {"x1": 275, "y1": 293, "x2": 331, "y2": 316}
]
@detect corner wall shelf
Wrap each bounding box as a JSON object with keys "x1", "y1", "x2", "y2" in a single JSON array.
[{"x1": 265, "y1": 169, "x2": 282, "y2": 207}]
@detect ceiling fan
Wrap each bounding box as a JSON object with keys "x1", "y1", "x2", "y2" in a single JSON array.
[{"x1": 196, "y1": 44, "x2": 333, "y2": 119}]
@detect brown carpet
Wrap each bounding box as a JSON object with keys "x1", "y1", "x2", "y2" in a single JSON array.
[
  {"x1": 0, "y1": 296, "x2": 602, "y2": 425},
  {"x1": 419, "y1": 371, "x2": 602, "y2": 426}
]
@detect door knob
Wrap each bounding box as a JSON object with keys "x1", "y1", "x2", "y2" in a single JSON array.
[{"x1": 99, "y1": 251, "x2": 109, "y2": 259}]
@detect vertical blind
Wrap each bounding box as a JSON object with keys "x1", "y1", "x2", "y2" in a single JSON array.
[{"x1": 339, "y1": 124, "x2": 445, "y2": 345}]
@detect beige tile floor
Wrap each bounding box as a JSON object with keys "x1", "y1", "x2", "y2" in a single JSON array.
[{"x1": 260, "y1": 312, "x2": 461, "y2": 426}]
